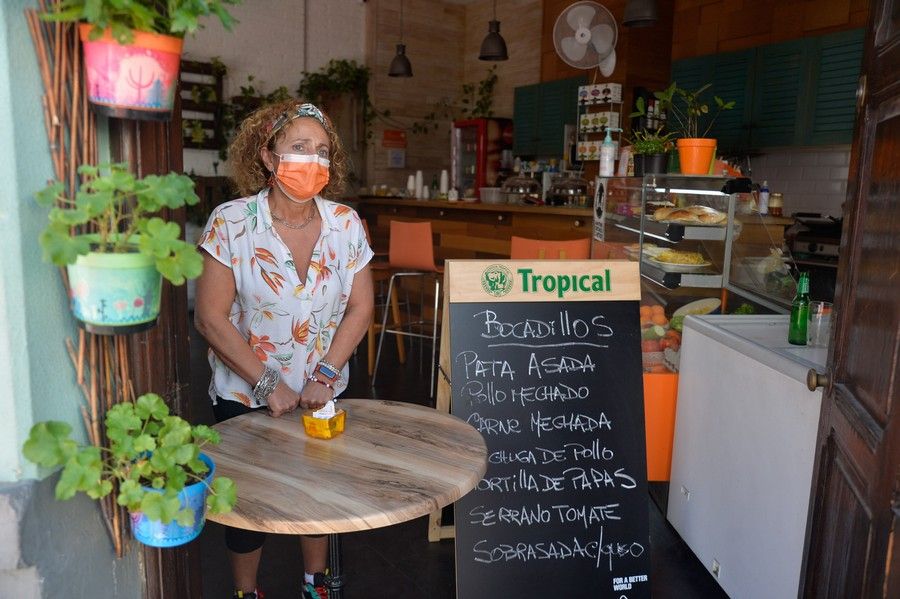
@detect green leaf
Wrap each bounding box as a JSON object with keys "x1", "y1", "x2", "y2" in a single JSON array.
[
  {"x1": 158, "y1": 416, "x2": 192, "y2": 448},
  {"x1": 175, "y1": 507, "x2": 195, "y2": 527},
  {"x1": 133, "y1": 433, "x2": 157, "y2": 454},
  {"x1": 106, "y1": 403, "x2": 142, "y2": 443},
  {"x1": 34, "y1": 182, "x2": 65, "y2": 207},
  {"x1": 117, "y1": 479, "x2": 144, "y2": 511},
  {"x1": 150, "y1": 449, "x2": 176, "y2": 472},
  {"x1": 39, "y1": 223, "x2": 91, "y2": 266},
  {"x1": 87, "y1": 478, "x2": 113, "y2": 500},
  {"x1": 135, "y1": 393, "x2": 169, "y2": 421},
  {"x1": 55, "y1": 447, "x2": 103, "y2": 500},
  {"x1": 208, "y1": 477, "x2": 237, "y2": 514},
  {"x1": 192, "y1": 425, "x2": 220, "y2": 445},
  {"x1": 139, "y1": 492, "x2": 182, "y2": 524},
  {"x1": 151, "y1": 476, "x2": 165, "y2": 489},
  {"x1": 172, "y1": 443, "x2": 196, "y2": 465},
  {"x1": 187, "y1": 456, "x2": 209, "y2": 476},
  {"x1": 165, "y1": 466, "x2": 187, "y2": 491},
  {"x1": 22, "y1": 421, "x2": 76, "y2": 467}
]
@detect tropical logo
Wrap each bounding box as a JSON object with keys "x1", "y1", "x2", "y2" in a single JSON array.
[{"x1": 481, "y1": 264, "x2": 513, "y2": 297}]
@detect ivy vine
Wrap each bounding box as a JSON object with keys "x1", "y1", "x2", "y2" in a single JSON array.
[{"x1": 411, "y1": 65, "x2": 498, "y2": 134}]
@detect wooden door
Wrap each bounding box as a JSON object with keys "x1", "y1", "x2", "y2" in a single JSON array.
[{"x1": 800, "y1": 0, "x2": 900, "y2": 596}]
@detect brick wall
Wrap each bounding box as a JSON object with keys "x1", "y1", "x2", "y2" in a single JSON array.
[
  {"x1": 672, "y1": 0, "x2": 869, "y2": 60},
  {"x1": 366, "y1": 0, "x2": 542, "y2": 191}
]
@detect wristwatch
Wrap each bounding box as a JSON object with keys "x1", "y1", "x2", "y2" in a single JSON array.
[{"x1": 314, "y1": 361, "x2": 341, "y2": 384}]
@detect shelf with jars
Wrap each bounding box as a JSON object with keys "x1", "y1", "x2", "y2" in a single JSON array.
[{"x1": 576, "y1": 83, "x2": 623, "y2": 161}]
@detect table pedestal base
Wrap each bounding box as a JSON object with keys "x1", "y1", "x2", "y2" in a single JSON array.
[{"x1": 326, "y1": 533, "x2": 344, "y2": 599}]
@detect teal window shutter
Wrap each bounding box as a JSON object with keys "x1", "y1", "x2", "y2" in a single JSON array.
[
  {"x1": 806, "y1": 29, "x2": 864, "y2": 145},
  {"x1": 513, "y1": 84, "x2": 539, "y2": 155},
  {"x1": 751, "y1": 39, "x2": 809, "y2": 148},
  {"x1": 709, "y1": 49, "x2": 755, "y2": 152}
]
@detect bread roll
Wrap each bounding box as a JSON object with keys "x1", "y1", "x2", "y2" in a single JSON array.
[
  {"x1": 653, "y1": 206, "x2": 675, "y2": 221},
  {"x1": 667, "y1": 209, "x2": 698, "y2": 222},
  {"x1": 698, "y1": 211, "x2": 726, "y2": 224}
]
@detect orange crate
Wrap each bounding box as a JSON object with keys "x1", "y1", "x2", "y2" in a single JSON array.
[{"x1": 643, "y1": 372, "x2": 678, "y2": 481}]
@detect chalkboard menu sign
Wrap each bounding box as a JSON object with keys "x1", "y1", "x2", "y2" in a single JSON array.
[{"x1": 449, "y1": 260, "x2": 650, "y2": 599}]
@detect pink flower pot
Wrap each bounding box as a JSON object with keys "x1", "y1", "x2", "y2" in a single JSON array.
[{"x1": 79, "y1": 24, "x2": 183, "y2": 121}]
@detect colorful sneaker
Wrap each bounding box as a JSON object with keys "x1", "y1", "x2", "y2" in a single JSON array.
[
  {"x1": 301, "y1": 572, "x2": 329, "y2": 599},
  {"x1": 232, "y1": 590, "x2": 264, "y2": 599}
]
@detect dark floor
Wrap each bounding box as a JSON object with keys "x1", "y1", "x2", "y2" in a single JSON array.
[{"x1": 190, "y1": 321, "x2": 728, "y2": 599}]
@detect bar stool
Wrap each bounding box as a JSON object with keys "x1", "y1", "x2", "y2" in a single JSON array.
[
  {"x1": 509, "y1": 236, "x2": 592, "y2": 259},
  {"x1": 372, "y1": 220, "x2": 443, "y2": 396},
  {"x1": 362, "y1": 219, "x2": 406, "y2": 375}
]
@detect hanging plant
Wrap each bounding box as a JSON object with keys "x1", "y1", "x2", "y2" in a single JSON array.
[
  {"x1": 411, "y1": 65, "x2": 498, "y2": 134},
  {"x1": 297, "y1": 59, "x2": 390, "y2": 142}
]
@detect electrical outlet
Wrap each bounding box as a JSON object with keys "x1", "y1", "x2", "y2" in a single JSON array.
[
  {"x1": 680, "y1": 485, "x2": 691, "y2": 500},
  {"x1": 712, "y1": 559, "x2": 721, "y2": 578}
]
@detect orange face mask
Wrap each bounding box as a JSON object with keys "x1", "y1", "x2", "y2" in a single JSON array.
[{"x1": 273, "y1": 153, "x2": 330, "y2": 202}]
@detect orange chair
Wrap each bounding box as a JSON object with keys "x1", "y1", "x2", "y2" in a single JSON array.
[
  {"x1": 362, "y1": 219, "x2": 405, "y2": 375},
  {"x1": 371, "y1": 220, "x2": 443, "y2": 396},
  {"x1": 509, "y1": 236, "x2": 592, "y2": 259}
]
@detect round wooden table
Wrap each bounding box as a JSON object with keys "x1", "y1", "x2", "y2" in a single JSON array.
[{"x1": 205, "y1": 399, "x2": 487, "y2": 597}]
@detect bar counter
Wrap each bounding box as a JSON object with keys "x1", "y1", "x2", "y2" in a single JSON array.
[{"x1": 350, "y1": 196, "x2": 593, "y2": 260}]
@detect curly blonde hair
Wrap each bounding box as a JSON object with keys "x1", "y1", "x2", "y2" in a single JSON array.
[{"x1": 229, "y1": 99, "x2": 349, "y2": 199}]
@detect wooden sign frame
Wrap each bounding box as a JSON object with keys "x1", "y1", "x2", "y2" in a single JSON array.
[{"x1": 435, "y1": 259, "x2": 650, "y2": 599}]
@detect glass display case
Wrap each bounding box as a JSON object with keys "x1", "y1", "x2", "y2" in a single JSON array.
[{"x1": 591, "y1": 174, "x2": 797, "y2": 372}]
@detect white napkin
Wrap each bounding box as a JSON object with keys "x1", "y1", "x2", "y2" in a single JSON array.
[{"x1": 312, "y1": 400, "x2": 336, "y2": 419}]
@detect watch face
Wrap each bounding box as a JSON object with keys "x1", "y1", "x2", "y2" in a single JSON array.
[{"x1": 318, "y1": 364, "x2": 338, "y2": 379}]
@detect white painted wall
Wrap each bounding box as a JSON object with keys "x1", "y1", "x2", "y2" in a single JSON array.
[{"x1": 182, "y1": 0, "x2": 367, "y2": 176}]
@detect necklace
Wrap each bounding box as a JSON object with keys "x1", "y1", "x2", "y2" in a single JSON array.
[{"x1": 271, "y1": 210, "x2": 315, "y2": 230}]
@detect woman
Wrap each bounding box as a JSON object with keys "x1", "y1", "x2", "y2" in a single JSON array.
[{"x1": 195, "y1": 100, "x2": 374, "y2": 599}]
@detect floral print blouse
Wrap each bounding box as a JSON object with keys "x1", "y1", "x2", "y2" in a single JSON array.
[{"x1": 199, "y1": 189, "x2": 373, "y2": 407}]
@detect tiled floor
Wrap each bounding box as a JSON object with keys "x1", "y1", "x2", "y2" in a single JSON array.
[{"x1": 191, "y1": 322, "x2": 728, "y2": 598}]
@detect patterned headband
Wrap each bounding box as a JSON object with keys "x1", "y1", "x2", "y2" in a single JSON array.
[{"x1": 267, "y1": 103, "x2": 329, "y2": 140}]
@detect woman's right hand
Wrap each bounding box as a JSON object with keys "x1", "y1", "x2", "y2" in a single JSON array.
[{"x1": 266, "y1": 381, "x2": 300, "y2": 418}]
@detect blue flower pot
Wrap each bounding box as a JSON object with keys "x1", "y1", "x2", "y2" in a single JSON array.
[
  {"x1": 66, "y1": 249, "x2": 161, "y2": 335},
  {"x1": 130, "y1": 453, "x2": 214, "y2": 548}
]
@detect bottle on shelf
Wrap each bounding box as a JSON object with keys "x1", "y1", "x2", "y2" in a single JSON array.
[
  {"x1": 599, "y1": 127, "x2": 621, "y2": 177},
  {"x1": 758, "y1": 180, "x2": 770, "y2": 215},
  {"x1": 788, "y1": 272, "x2": 810, "y2": 345}
]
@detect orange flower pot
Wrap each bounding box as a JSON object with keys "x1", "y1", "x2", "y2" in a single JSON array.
[
  {"x1": 676, "y1": 138, "x2": 717, "y2": 175},
  {"x1": 79, "y1": 24, "x2": 183, "y2": 121}
]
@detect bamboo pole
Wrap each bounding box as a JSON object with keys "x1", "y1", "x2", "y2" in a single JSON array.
[{"x1": 31, "y1": 0, "x2": 126, "y2": 557}]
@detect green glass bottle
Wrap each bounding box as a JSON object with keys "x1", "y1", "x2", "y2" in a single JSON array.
[{"x1": 788, "y1": 272, "x2": 810, "y2": 345}]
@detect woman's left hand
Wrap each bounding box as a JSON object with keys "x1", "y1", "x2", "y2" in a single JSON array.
[{"x1": 300, "y1": 379, "x2": 333, "y2": 410}]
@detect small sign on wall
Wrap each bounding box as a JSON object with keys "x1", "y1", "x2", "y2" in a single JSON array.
[
  {"x1": 382, "y1": 129, "x2": 407, "y2": 148},
  {"x1": 387, "y1": 148, "x2": 406, "y2": 169}
]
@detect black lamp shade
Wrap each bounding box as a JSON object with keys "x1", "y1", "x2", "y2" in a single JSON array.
[
  {"x1": 478, "y1": 20, "x2": 508, "y2": 61},
  {"x1": 623, "y1": 0, "x2": 658, "y2": 27},
  {"x1": 388, "y1": 43, "x2": 413, "y2": 77}
]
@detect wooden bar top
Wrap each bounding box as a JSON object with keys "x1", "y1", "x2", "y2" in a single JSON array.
[
  {"x1": 350, "y1": 196, "x2": 593, "y2": 217},
  {"x1": 205, "y1": 399, "x2": 487, "y2": 535}
]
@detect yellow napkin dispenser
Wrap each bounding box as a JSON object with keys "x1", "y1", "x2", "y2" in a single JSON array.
[{"x1": 302, "y1": 408, "x2": 346, "y2": 439}]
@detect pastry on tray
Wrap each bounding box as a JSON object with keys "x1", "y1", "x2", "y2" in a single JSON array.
[{"x1": 652, "y1": 205, "x2": 726, "y2": 225}]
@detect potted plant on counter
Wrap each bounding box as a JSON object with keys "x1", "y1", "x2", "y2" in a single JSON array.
[
  {"x1": 43, "y1": 0, "x2": 240, "y2": 120},
  {"x1": 633, "y1": 82, "x2": 735, "y2": 175},
  {"x1": 36, "y1": 162, "x2": 204, "y2": 334},
  {"x1": 23, "y1": 393, "x2": 236, "y2": 548},
  {"x1": 627, "y1": 118, "x2": 674, "y2": 176}
]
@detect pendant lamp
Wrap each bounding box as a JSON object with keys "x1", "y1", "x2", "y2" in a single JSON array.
[
  {"x1": 623, "y1": 0, "x2": 658, "y2": 27},
  {"x1": 389, "y1": 0, "x2": 413, "y2": 77},
  {"x1": 478, "y1": 0, "x2": 508, "y2": 61}
]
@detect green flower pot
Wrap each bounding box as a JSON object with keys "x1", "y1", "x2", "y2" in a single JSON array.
[{"x1": 66, "y1": 250, "x2": 161, "y2": 335}]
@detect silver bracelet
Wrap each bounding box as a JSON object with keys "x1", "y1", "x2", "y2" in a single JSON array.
[{"x1": 252, "y1": 366, "x2": 280, "y2": 404}]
